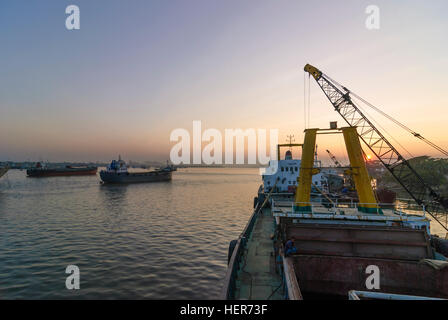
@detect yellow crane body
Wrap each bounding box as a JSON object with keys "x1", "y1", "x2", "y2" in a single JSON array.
[
  {"x1": 294, "y1": 129, "x2": 319, "y2": 212},
  {"x1": 294, "y1": 126, "x2": 380, "y2": 214},
  {"x1": 342, "y1": 127, "x2": 379, "y2": 213}
]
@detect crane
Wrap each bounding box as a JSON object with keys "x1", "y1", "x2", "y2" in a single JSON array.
[
  {"x1": 304, "y1": 64, "x2": 448, "y2": 232},
  {"x1": 326, "y1": 149, "x2": 342, "y2": 167}
]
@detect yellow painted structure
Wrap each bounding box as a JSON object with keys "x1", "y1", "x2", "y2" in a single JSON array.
[
  {"x1": 294, "y1": 129, "x2": 319, "y2": 212},
  {"x1": 342, "y1": 127, "x2": 379, "y2": 213},
  {"x1": 304, "y1": 64, "x2": 322, "y2": 80}
]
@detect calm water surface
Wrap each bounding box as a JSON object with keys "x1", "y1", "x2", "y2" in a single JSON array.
[{"x1": 0, "y1": 168, "x2": 260, "y2": 299}]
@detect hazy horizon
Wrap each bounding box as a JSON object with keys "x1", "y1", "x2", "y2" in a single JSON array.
[{"x1": 1, "y1": 0, "x2": 448, "y2": 163}]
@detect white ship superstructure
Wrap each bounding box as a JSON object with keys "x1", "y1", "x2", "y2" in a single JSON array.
[{"x1": 262, "y1": 148, "x2": 340, "y2": 194}]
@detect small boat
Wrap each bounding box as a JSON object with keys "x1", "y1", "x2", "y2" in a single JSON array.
[
  {"x1": 26, "y1": 162, "x2": 97, "y2": 177},
  {"x1": 100, "y1": 156, "x2": 174, "y2": 184}
]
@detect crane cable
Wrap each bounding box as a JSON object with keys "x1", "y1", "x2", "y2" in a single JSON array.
[
  {"x1": 303, "y1": 72, "x2": 307, "y2": 129},
  {"x1": 303, "y1": 72, "x2": 312, "y2": 129},
  {"x1": 324, "y1": 73, "x2": 448, "y2": 158},
  {"x1": 323, "y1": 73, "x2": 414, "y2": 158},
  {"x1": 350, "y1": 90, "x2": 448, "y2": 157},
  {"x1": 353, "y1": 95, "x2": 415, "y2": 158},
  {"x1": 308, "y1": 73, "x2": 311, "y2": 128}
]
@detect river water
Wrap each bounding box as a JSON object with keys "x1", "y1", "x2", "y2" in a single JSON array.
[
  {"x1": 0, "y1": 168, "x2": 259, "y2": 299},
  {"x1": 1, "y1": 167, "x2": 446, "y2": 299}
]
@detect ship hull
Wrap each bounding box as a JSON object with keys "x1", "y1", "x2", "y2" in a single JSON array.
[
  {"x1": 222, "y1": 188, "x2": 448, "y2": 300},
  {"x1": 294, "y1": 254, "x2": 448, "y2": 299},
  {"x1": 100, "y1": 170, "x2": 172, "y2": 184},
  {"x1": 26, "y1": 167, "x2": 97, "y2": 177}
]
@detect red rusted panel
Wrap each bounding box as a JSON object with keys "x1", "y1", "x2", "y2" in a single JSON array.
[
  {"x1": 294, "y1": 255, "x2": 448, "y2": 298},
  {"x1": 286, "y1": 223, "x2": 432, "y2": 261}
]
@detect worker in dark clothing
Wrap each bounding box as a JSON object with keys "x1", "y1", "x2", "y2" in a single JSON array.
[{"x1": 284, "y1": 237, "x2": 297, "y2": 257}]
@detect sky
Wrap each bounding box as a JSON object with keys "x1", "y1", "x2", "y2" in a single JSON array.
[{"x1": 1, "y1": 0, "x2": 447, "y2": 163}]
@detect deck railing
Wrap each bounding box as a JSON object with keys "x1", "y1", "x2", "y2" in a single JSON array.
[
  {"x1": 220, "y1": 200, "x2": 262, "y2": 299},
  {"x1": 348, "y1": 290, "x2": 446, "y2": 300},
  {"x1": 271, "y1": 198, "x2": 428, "y2": 218}
]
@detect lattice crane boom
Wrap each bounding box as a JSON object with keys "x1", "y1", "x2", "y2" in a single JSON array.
[
  {"x1": 304, "y1": 64, "x2": 448, "y2": 232},
  {"x1": 326, "y1": 149, "x2": 342, "y2": 167}
]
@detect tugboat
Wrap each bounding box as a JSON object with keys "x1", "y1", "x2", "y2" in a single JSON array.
[
  {"x1": 26, "y1": 162, "x2": 97, "y2": 177},
  {"x1": 100, "y1": 156, "x2": 174, "y2": 184}
]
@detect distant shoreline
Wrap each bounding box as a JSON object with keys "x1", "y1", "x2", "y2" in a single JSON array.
[{"x1": 0, "y1": 161, "x2": 267, "y2": 170}]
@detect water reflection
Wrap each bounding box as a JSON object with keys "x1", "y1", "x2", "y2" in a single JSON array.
[
  {"x1": 0, "y1": 168, "x2": 260, "y2": 299},
  {"x1": 99, "y1": 183, "x2": 129, "y2": 212}
]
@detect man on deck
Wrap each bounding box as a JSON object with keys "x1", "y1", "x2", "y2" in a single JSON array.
[{"x1": 285, "y1": 237, "x2": 297, "y2": 257}]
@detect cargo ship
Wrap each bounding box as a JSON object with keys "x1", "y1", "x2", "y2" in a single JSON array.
[
  {"x1": 221, "y1": 64, "x2": 448, "y2": 300},
  {"x1": 26, "y1": 162, "x2": 97, "y2": 177},
  {"x1": 100, "y1": 156, "x2": 174, "y2": 184}
]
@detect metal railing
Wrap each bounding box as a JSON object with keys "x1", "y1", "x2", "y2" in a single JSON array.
[
  {"x1": 272, "y1": 198, "x2": 427, "y2": 217},
  {"x1": 348, "y1": 290, "x2": 446, "y2": 300},
  {"x1": 220, "y1": 205, "x2": 259, "y2": 299},
  {"x1": 221, "y1": 183, "x2": 278, "y2": 299}
]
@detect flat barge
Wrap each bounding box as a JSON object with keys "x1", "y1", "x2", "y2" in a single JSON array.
[{"x1": 27, "y1": 163, "x2": 97, "y2": 177}]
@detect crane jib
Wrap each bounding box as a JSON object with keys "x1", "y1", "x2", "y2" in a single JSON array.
[{"x1": 304, "y1": 64, "x2": 448, "y2": 232}]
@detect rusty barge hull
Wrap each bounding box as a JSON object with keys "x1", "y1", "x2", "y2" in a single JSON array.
[
  {"x1": 282, "y1": 220, "x2": 448, "y2": 299},
  {"x1": 283, "y1": 223, "x2": 433, "y2": 261},
  {"x1": 222, "y1": 191, "x2": 448, "y2": 300},
  {"x1": 294, "y1": 254, "x2": 448, "y2": 298},
  {"x1": 27, "y1": 167, "x2": 98, "y2": 177}
]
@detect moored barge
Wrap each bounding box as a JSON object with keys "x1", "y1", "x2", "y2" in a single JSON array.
[{"x1": 26, "y1": 162, "x2": 97, "y2": 177}]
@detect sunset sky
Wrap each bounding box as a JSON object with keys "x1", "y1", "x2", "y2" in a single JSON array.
[{"x1": 1, "y1": 0, "x2": 447, "y2": 163}]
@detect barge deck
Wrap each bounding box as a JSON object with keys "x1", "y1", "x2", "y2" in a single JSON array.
[
  {"x1": 222, "y1": 194, "x2": 448, "y2": 300},
  {"x1": 232, "y1": 207, "x2": 283, "y2": 300}
]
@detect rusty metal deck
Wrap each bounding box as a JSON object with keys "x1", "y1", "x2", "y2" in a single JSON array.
[
  {"x1": 233, "y1": 208, "x2": 283, "y2": 300},
  {"x1": 283, "y1": 220, "x2": 448, "y2": 298},
  {"x1": 293, "y1": 254, "x2": 448, "y2": 298}
]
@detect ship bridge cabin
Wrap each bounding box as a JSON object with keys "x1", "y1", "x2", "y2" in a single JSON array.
[{"x1": 262, "y1": 144, "x2": 339, "y2": 194}]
